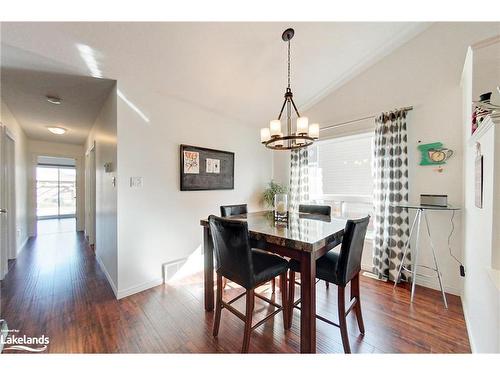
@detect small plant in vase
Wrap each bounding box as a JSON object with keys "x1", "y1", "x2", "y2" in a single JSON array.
[
  {"x1": 263, "y1": 181, "x2": 288, "y2": 208},
  {"x1": 263, "y1": 181, "x2": 289, "y2": 221}
]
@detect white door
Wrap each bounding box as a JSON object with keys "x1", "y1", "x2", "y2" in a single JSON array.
[{"x1": 85, "y1": 145, "x2": 96, "y2": 246}]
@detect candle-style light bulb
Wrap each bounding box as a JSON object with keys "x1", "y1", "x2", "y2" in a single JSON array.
[
  {"x1": 309, "y1": 123, "x2": 319, "y2": 139},
  {"x1": 297, "y1": 117, "x2": 309, "y2": 135},
  {"x1": 270, "y1": 120, "x2": 281, "y2": 137},
  {"x1": 260, "y1": 128, "x2": 271, "y2": 143}
]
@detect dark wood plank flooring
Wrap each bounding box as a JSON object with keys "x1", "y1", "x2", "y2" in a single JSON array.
[{"x1": 0, "y1": 223, "x2": 471, "y2": 353}]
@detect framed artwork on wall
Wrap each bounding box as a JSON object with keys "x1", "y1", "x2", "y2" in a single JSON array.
[{"x1": 180, "y1": 144, "x2": 234, "y2": 191}]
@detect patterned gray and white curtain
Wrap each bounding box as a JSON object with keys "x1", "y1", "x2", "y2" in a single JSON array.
[
  {"x1": 373, "y1": 110, "x2": 410, "y2": 282},
  {"x1": 289, "y1": 148, "x2": 309, "y2": 212}
]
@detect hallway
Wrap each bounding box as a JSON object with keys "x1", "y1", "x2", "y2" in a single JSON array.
[
  {"x1": 0, "y1": 222, "x2": 471, "y2": 353},
  {"x1": 37, "y1": 218, "x2": 76, "y2": 235}
]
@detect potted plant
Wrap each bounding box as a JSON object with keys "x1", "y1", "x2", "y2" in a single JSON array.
[{"x1": 263, "y1": 181, "x2": 288, "y2": 209}]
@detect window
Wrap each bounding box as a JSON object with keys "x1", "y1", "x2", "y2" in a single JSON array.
[
  {"x1": 36, "y1": 166, "x2": 76, "y2": 218},
  {"x1": 308, "y1": 132, "x2": 374, "y2": 235}
]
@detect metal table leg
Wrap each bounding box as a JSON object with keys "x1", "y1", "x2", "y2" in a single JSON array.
[
  {"x1": 394, "y1": 209, "x2": 419, "y2": 287},
  {"x1": 410, "y1": 209, "x2": 422, "y2": 303},
  {"x1": 423, "y1": 210, "x2": 448, "y2": 308}
]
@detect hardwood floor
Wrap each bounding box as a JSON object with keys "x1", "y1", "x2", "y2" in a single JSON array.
[{"x1": 0, "y1": 222, "x2": 471, "y2": 353}]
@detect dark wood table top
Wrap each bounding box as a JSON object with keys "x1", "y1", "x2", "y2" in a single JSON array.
[{"x1": 200, "y1": 211, "x2": 346, "y2": 252}]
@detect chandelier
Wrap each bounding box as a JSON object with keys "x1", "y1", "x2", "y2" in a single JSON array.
[{"x1": 260, "y1": 28, "x2": 319, "y2": 150}]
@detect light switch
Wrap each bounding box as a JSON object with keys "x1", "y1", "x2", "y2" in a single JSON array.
[{"x1": 130, "y1": 177, "x2": 143, "y2": 188}]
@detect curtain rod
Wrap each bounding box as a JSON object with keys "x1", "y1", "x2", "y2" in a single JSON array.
[{"x1": 319, "y1": 106, "x2": 413, "y2": 132}]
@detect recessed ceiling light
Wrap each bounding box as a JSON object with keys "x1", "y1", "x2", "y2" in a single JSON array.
[
  {"x1": 46, "y1": 95, "x2": 62, "y2": 105},
  {"x1": 48, "y1": 127, "x2": 67, "y2": 135}
]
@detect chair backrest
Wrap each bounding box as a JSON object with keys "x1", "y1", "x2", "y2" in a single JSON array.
[
  {"x1": 336, "y1": 216, "x2": 370, "y2": 286},
  {"x1": 220, "y1": 204, "x2": 248, "y2": 217},
  {"x1": 208, "y1": 215, "x2": 254, "y2": 289},
  {"x1": 299, "y1": 204, "x2": 331, "y2": 216}
]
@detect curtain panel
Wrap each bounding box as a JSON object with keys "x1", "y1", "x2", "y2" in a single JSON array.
[
  {"x1": 289, "y1": 148, "x2": 309, "y2": 212},
  {"x1": 372, "y1": 110, "x2": 411, "y2": 282}
]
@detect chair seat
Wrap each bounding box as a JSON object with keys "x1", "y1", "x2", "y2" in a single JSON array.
[
  {"x1": 289, "y1": 249, "x2": 341, "y2": 285},
  {"x1": 252, "y1": 249, "x2": 288, "y2": 286}
]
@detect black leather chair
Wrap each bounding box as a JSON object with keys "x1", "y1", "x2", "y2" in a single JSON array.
[
  {"x1": 220, "y1": 203, "x2": 277, "y2": 293},
  {"x1": 299, "y1": 204, "x2": 333, "y2": 289},
  {"x1": 287, "y1": 216, "x2": 370, "y2": 353},
  {"x1": 208, "y1": 215, "x2": 289, "y2": 353},
  {"x1": 299, "y1": 204, "x2": 331, "y2": 216},
  {"x1": 220, "y1": 204, "x2": 247, "y2": 217}
]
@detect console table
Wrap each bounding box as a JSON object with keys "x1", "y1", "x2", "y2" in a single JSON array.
[{"x1": 393, "y1": 204, "x2": 460, "y2": 308}]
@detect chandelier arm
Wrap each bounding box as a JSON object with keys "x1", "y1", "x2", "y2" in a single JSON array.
[
  {"x1": 289, "y1": 97, "x2": 301, "y2": 118},
  {"x1": 277, "y1": 97, "x2": 288, "y2": 121}
]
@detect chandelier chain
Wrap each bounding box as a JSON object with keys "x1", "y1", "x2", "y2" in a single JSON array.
[{"x1": 287, "y1": 40, "x2": 291, "y2": 89}]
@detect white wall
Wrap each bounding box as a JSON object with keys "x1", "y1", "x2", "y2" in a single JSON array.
[
  {"x1": 462, "y1": 120, "x2": 499, "y2": 352},
  {"x1": 273, "y1": 23, "x2": 500, "y2": 295},
  {"x1": 84, "y1": 85, "x2": 118, "y2": 295},
  {"x1": 116, "y1": 87, "x2": 272, "y2": 298},
  {"x1": 461, "y1": 42, "x2": 500, "y2": 353},
  {"x1": 0, "y1": 99, "x2": 29, "y2": 254},
  {"x1": 27, "y1": 139, "x2": 85, "y2": 235}
]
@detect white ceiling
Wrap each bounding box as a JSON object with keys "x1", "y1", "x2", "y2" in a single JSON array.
[
  {"x1": 1, "y1": 22, "x2": 430, "y2": 138},
  {"x1": 1, "y1": 67, "x2": 115, "y2": 144}
]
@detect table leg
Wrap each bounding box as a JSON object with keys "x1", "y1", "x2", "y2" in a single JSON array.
[
  {"x1": 423, "y1": 211, "x2": 448, "y2": 309},
  {"x1": 203, "y1": 226, "x2": 214, "y2": 311},
  {"x1": 300, "y1": 252, "x2": 316, "y2": 353},
  {"x1": 410, "y1": 210, "x2": 422, "y2": 303},
  {"x1": 394, "y1": 210, "x2": 419, "y2": 288}
]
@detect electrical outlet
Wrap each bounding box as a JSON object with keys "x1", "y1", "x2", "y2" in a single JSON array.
[{"x1": 460, "y1": 265, "x2": 465, "y2": 277}]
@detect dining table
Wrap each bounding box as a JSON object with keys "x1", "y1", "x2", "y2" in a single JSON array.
[{"x1": 200, "y1": 210, "x2": 347, "y2": 353}]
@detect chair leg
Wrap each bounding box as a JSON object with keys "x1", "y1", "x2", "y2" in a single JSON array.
[
  {"x1": 338, "y1": 286, "x2": 351, "y2": 354},
  {"x1": 325, "y1": 281, "x2": 329, "y2": 289},
  {"x1": 241, "y1": 289, "x2": 254, "y2": 353},
  {"x1": 287, "y1": 270, "x2": 295, "y2": 329},
  {"x1": 350, "y1": 273, "x2": 365, "y2": 334},
  {"x1": 271, "y1": 278, "x2": 276, "y2": 293},
  {"x1": 213, "y1": 274, "x2": 223, "y2": 337},
  {"x1": 279, "y1": 273, "x2": 288, "y2": 329}
]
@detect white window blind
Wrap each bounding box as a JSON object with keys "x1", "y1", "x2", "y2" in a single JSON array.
[
  {"x1": 309, "y1": 132, "x2": 374, "y2": 198},
  {"x1": 309, "y1": 132, "x2": 374, "y2": 236}
]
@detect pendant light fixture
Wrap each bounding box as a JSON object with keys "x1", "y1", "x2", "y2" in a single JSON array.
[{"x1": 260, "y1": 28, "x2": 319, "y2": 150}]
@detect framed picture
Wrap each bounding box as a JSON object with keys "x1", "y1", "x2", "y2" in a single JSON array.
[{"x1": 180, "y1": 144, "x2": 234, "y2": 191}]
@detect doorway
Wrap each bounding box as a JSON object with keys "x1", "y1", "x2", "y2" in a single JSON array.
[{"x1": 36, "y1": 156, "x2": 76, "y2": 235}]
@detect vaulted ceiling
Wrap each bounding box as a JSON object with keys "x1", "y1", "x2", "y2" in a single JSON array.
[{"x1": 1, "y1": 22, "x2": 430, "y2": 143}]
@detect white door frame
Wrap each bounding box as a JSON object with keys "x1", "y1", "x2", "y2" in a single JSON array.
[
  {"x1": 29, "y1": 152, "x2": 84, "y2": 237},
  {"x1": 85, "y1": 141, "x2": 96, "y2": 245},
  {"x1": 0, "y1": 123, "x2": 17, "y2": 280}
]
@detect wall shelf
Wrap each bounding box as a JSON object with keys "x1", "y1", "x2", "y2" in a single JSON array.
[{"x1": 468, "y1": 115, "x2": 497, "y2": 146}]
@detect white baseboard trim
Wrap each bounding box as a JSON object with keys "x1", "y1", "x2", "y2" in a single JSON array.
[
  {"x1": 116, "y1": 278, "x2": 163, "y2": 300},
  {"x1": 461, "y1": 295, "x2": 476, "y2": 353},
  {"x1": 95, "y1": 254, "x2": 118, "y2": 298},
  {"x1": 361, "y1": 264, "x2": 461, "y2": 296},
  {"x1": 413, "y1": 277, "x2": 461, "y2": 296}
]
